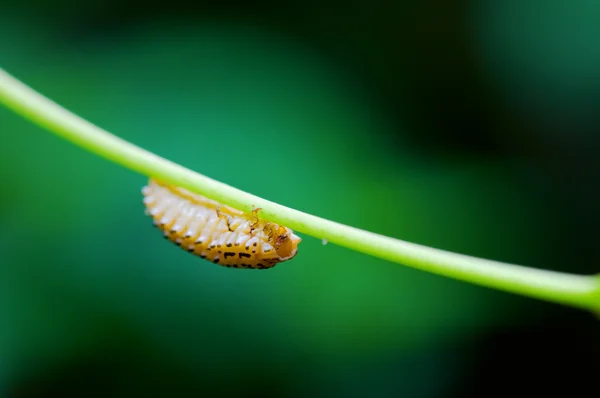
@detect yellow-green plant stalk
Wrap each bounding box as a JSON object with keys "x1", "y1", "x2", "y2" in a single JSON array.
[{"x1": 1, "y1": 68, "x2": 599, "y2": 313}]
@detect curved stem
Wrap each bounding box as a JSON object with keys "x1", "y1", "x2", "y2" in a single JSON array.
[{"x1": 1, "y1": 68, "x2": 599, "y2": 313}]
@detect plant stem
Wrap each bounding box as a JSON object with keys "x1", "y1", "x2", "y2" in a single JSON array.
[{"x1": 1, "y1": 68, "x2": 599, "y2": 313}]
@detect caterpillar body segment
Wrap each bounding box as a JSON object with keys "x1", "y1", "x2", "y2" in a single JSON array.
[{"x1": 142, "y1": 179, "x2": 301, "y2": 269}]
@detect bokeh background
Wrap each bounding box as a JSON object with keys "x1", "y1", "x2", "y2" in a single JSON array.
[{"x1": 1, "y1": 1, "x2": 599, "y2": 397}]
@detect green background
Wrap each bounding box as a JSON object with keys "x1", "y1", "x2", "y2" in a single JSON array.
[{"x1": 1, "y1": 1, "x2": 599, "y2": 397}]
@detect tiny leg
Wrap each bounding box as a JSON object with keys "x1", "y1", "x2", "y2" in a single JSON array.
[
  {"x1": 216, "y1": 206, "x2": 234, "y2": 231},
  {"x1": 249, "y1": 206, "x2": 262, "y2": 235}
]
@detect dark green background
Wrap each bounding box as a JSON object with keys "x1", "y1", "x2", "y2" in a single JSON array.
[{"x1": 1, "y1": 1, "x2": 599, "y2": 397}]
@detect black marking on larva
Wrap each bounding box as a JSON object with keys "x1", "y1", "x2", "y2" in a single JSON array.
[
  {"x1": 226, "y1": 243, "x2": 232, "y2": 247},
  {"x1": 213, "y1": 258, "x2": 220, "y2": 264},
  {"x1": 252, "y1": 250, "x2": 256, "y2": 254},
  {"x1": 187, "y1": 248, "x2": 194, "y2": 252},
  {"x1": 175, "y1": 241, "x2": 181, "y2": 246},
  {"x1": 245, "y1": 246, "x2": 249, "y2": 250},
  {"x1": 257, "y1": 263, "x2": 264, "y2": 268},
  {"x1": 253, "y1": 242, "x2": 258, "y2": 247},
  {"x1": 224, "y1": 252, "x2": 236, "y2": 259},
  {"x1": 200, "y1": 254, "x2": 206, "y2": 259},
  {"x1": 239, "y1": 252, "x2": 251, "y2": 259}
]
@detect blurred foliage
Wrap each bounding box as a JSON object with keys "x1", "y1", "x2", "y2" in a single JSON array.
[{"x1": 1, "y1": 0, "x2": 599, "y2": 397}]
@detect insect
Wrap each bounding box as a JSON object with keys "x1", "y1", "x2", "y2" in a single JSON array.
[{"x1": 141, "y1": 178, "x2": 301, "y2": 269}]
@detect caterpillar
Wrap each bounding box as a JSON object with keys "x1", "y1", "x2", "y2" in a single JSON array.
[{"x1": 141, "y1": 178, "x2": 301, "y2": 269}]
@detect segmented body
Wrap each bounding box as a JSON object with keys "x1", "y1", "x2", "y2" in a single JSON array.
[{"x1": 142, "y1": 179, "x2": 301, "y2": 269}]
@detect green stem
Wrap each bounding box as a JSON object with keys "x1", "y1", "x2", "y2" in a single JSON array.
[{"x1": 1, "y1": 68, "x2": 599, "y2": 313}]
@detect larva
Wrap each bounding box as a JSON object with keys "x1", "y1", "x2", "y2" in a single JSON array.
[{"x1": 141, "y1": 178, "x2": 301, "y2": 269}]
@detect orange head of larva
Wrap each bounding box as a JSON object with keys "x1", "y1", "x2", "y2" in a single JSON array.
[{"x1": 272, "y1": 226, "x2": 301, "y2": 261}]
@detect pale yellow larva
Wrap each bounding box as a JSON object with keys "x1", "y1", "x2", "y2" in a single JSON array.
[{"x1": 142, "y1": 179, "x2": 301, "y2": 269}]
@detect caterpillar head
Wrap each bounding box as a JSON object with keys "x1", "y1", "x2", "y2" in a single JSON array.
[{"x1": 272, "y1": 226, "x2": 302, "y2": 260}]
